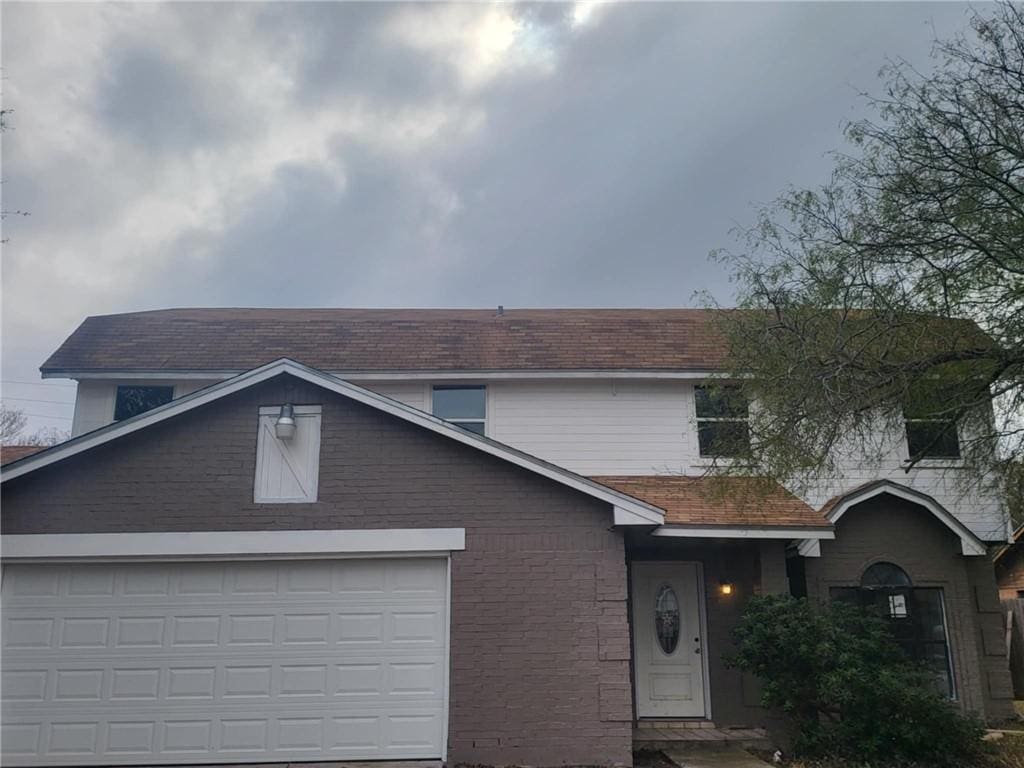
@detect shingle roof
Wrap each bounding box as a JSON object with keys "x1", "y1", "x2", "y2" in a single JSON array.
[
  {"x1": 40, "y1": 308, "x2": 729, "y2": 374},
  {"x1": 591, "y1": 475, "x2": 830, "y2": 528},
  {"x1": 1, "y1": 445, "x2": 45, "y2": 466}
]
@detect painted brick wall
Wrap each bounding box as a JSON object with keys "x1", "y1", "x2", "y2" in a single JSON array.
[
  {"x1": 802, "y1": 496, "x2": 1014, "y2": 722},
  {"x1": 1, "y1": 374, "x2": 634, "y2": 767}
]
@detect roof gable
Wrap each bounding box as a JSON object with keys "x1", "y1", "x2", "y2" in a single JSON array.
[
  {"x1": 798, "y1": 480, "x2": 989, "y2": 557},
  {"x1": 2, "y1": 359, "x2": 664, "y2": 526}
]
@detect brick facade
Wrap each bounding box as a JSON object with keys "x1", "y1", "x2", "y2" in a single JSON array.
[
  {"x1": 1, "y1": 374, "x2": 634, "y2": 766},
  {"x1": 802, "y1": 496, "x2": 1014, "y2": 722}
]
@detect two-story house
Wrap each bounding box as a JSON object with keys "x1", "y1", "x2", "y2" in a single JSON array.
[{"x1": 0, "y1": 308, "x2": 1014, "y2": 768}]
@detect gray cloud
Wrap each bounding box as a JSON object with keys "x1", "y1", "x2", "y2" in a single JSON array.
[
  {"x1": 0, "y1": 1, "x2": 977, "y2": 430},
  {"x1": 98, "y1": 44, "x2": 237, "y2": 151}
]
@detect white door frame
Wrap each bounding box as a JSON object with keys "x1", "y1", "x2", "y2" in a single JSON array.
[
  {"x1": 630, "y1": 560, "x2": 712, "y2": 720},
  {"x1": 0, "y1": 529, "x2": 462, "y2": 766}
]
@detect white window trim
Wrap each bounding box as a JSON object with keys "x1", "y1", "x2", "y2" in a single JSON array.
[
  {"x1": 0, "y1": 528, "x2": 466, "y2": 562},
  {"x1": 431, "y1": 384, "x2": 487, "y2": 436}
]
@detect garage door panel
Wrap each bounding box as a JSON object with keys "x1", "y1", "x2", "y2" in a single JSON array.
[
  {"x1": 2, "y1": 708, "x2": 445, "y2": 764},
  {"x1": 2, "y1": 559, "x2": 448, "y2": 766},
  {"x1": 4, "y1": 561, "x2": 447, "y2": 604},
  {"x1": 4, "y1": 657, "x2": 445, "y2": 707},
  {"x1": 5, "y1": 610, "x2": 446, "y2": 655}
]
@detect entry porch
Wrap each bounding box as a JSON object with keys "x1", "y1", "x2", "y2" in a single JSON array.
[{"x1": 623, "y1": 532, "x2": 792, "y2": 735}]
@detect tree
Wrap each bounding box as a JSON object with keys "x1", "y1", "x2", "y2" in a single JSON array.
[
  {"x1": 0, "y1": 404, "x2": 68, "y2": 446},
  {"x1": 1, "y1": 89, "x2": 30, "y2": 239},
  {"x1": 709, "y1": 3, "x2": 1024, "y2": 510},
  {"x1": 1, "y1": 404, "x2": 27, "y2": 442}
]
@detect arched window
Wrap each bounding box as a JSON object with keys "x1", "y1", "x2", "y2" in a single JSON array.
[
  {"x1": 861, "y1": 562, "x2": 912, "y2": 589},
  {"x1": 831, "y1": 561, "x2": 954, "y2": 699}
]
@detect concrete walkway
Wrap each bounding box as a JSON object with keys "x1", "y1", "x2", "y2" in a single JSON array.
[{"x1": 663, "y1": 745, "x2": 769, "y2": 768}]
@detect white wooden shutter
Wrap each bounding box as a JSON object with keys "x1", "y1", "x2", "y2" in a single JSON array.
[{"x1": 254, "y1": 406, "x2": 322, "y2": 503}]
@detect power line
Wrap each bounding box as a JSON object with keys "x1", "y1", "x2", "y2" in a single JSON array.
[
  {"x1": 2, "y1": 396, "x2": 75, "y2": 406},
  {"x1": 1, "y1": 379, "x2": 76, "y2": 388},
  {"x1": 20, "y1": 412, "x2": 71, "y2": 421}
]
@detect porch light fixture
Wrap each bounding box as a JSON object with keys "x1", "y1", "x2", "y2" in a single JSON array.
[
  {"x1": 275, "y1": 403, "x2": 296, "y2": 440},
  {"x1": 719, "y1": 581, "x2": 734, "y2": 596}
]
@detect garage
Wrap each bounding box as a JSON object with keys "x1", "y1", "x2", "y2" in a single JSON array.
[{"x1": 1, "y1": 554, "x2": 450, "y2": 766}]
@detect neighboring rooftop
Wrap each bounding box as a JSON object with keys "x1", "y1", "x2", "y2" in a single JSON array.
[
  {"x1": 40, "y1": 307, "x2": 729, "y2": 375},
  {"x1": 0, "y1": 445, "x2": 45, "y2": 466}
]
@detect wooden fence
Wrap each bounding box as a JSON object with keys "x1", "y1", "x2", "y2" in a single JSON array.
[{"x1": 1002, "y1": 598, "x2": 1024, "y2": 698}]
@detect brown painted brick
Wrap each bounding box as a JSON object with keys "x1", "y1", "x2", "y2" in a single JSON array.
[
  {"x1": 1, "y1": 374, "x2": 634, "y2": 767},
  {"x1": 805, "y1": 497, "x2": 1014, "y2": 723}
]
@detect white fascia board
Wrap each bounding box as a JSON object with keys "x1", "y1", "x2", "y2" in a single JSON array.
[
  {"x1": 12, "y1": 359, "x2": 665, "y2": 526},
  {"x1": 615, "y1": 505, "x2": 661, "y2": 526},
  {"x1": 1, "y1": 528, "x2": 466, "y2": 561},
  {"x1": 46, "y1": 370, "x2": 240, "y2": 381},
  {"x1": 50, "y1": 368, "x2": 726, "y2": 382},
  {"x1": 797, "y1": 480, "x2": 988, "y2": 558},
  {"x1": 652, "y1": 526, "x2": 835, "y2": 540}
]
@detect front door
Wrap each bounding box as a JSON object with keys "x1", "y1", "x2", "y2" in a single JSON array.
[{"x1": 632, "y1": 561, "x2": 706, "y2": 718}]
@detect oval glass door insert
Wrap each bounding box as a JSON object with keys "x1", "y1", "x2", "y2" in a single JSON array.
[{"x1": 654, "y1": 583, "x2": 680, "y2": 654}]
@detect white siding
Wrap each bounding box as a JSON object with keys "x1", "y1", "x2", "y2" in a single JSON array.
[
  {"x1": 69, "y1": 380, "x2": 423, "y2": 437},
  {"x1": 352, "y1": 381, "x2": 428, "y2": 411},
  {"x1": 70, "y1": 381, "x2": 116, "y2": 436},
  {"x1": 481, "y1": 380, "x2": 1006, "y2": 543},
  {"x1": 63, "y1": 376, "x2": 1007, "y2": 542},
  {"x1": 71, "y1": 381, "x2": 210, "y2": 437},
  {"x1": 487, "y1": 380, "x2": 698, "y2": 475}
]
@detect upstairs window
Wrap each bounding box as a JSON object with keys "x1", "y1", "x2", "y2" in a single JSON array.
[
  {"x1": 432, "y1": 386, "x2": 486, "y2": 435},
  {"x1": 695, "y1": 385, "x2": 750, "y2": 458},
  {"x1": 114, "y1": 385, "x2": 174, "y2": 421},
  {"x1": 904, "y1": 404, "x2": 961, "y2": 460}
]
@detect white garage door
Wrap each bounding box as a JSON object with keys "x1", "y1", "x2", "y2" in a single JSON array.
[{"x1": 1, "y1": 557, "x2": 449, "y2": 766}]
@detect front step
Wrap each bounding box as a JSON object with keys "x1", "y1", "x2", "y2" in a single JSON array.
[
  {"x1": 636, "y1": 720, "x2": 719, "y2": 730},
  {"x1": 633, "y1": 723, "x2": 772, "y2": 751},
  {"x1": 661, "y1": 744, "x2": 772, "y2": 767}
]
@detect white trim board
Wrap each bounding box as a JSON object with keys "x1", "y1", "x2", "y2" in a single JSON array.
[
  {"x1": 795, "y1": 480, "x2": 988, "y2": 558},
  {"x1": 653, "y1": 525, "x2": 835, "y2": 540},
  {"x1": 48, "y1": 369, "x2": 727, "y2": 382},
  {"x1": 1, "y1": 528, "x2": 466, "y2": 561},
  {"x1": 5, "y1": 358, "x2": 665, "y2": 526}
]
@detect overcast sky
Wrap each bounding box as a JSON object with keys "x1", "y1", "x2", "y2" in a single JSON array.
[{"x1": 1, "y1": 1, "x2": 977, "y2": 433}]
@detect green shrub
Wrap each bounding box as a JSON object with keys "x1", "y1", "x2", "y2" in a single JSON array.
[{"x1": 729, "y1": 595, "x2": 986, "y2": 766}]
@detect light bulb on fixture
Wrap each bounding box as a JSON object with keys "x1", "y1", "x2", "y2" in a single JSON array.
[{"x1": 275, "y1": 403, "x2": 296, "y2": 440}]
